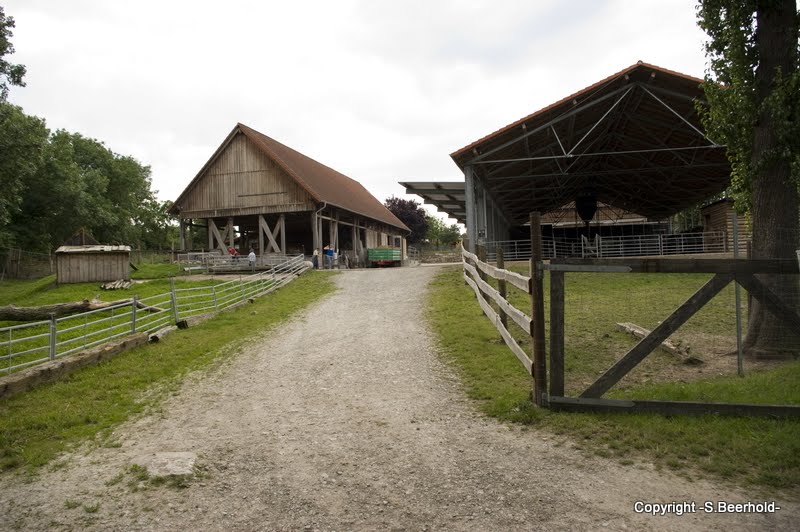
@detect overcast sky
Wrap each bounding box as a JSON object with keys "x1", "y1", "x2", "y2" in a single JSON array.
[{"x1": 5, "y1": 0, "x2": 709, "y2": 225}]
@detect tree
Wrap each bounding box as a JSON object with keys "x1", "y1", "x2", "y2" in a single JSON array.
[
  {"x1": 0, "y1": 102, "x2": 47, "y2": 248},
  {"x1": 384, "y1": 196, "x2": 428, "y2": 244},
  {"x1": 425, "y1": 215, "x2": 461, "y2": 247},
  {"x1": 11, "y1": 129, "x2": 160, "y2": 252},
  {"x1": 0, "y1": 5, "x2": 26, "y2": 101},
  {"x1": 698, "y1": 0, "x2": 800, "y2": 358}
]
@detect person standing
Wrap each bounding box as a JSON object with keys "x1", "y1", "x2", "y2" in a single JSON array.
[
  {"x1": 248, "y1": 248, "x2": 256, "y2": 272},
  {"x1": 323, "y1": 245, "x2": 333, "y2": 269}
]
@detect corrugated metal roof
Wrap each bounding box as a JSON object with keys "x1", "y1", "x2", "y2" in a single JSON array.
[{"x1": 171, "y1": 124, "x2": 409, "y2": 232}]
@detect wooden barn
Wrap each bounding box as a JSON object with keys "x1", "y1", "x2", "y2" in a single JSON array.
[
  {"x1": 701, "y1": 198, "x2": 751, "y2": 252},
  {"x1": 168, "y1": 123, "x2": 410, "y2": 266},
  {"x1": 55, "y1": 245, "x2": 131, "y2": 284}
]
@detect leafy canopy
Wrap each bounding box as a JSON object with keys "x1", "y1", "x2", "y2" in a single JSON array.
[
  {"x1": 384, "y1": 196, "x2": 428, "y2": 244},
  {"x1": 697, "y1": 0, "x2": 800, "y2": 212},
  {"x1": 0, "y1": 5, "x2": 25, "y2": 100}
]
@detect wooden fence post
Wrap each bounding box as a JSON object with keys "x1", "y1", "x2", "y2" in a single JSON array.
[
  {"x1": 496, "y1": 247, "x2": 508, "y2": 330},
  {"x1": 529, "y1": 212, "x2": 547, "y2": 406},
  {"x1": 476, "y1": 245, "x2": 490, "y2": 305},
  {"x1": 549, "y1": 270, "x2": 565, "y2": 397}
]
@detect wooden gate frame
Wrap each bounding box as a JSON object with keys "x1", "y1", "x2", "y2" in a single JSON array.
[{"x1": 537, "y1": 225, "x2": 800, "y2": 417}]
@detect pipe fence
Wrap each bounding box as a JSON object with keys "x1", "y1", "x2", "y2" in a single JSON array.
[
  {"x1": 1, "y1": 254, "x2": 308, "y2": 375},
  {"x1": 484, "y1": 231, "x2": 728, "y2": 261}
]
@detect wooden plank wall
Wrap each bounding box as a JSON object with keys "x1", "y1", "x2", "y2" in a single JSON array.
[
  {"x1": 179, "y1": 133, "x2": 315, "y2": 218},
  {"x1": 701, "y1": 200, "x2": 750, "y2": 252},
  {"x1": 57, "y1": 252, "x2": 130, "y2": 283}
]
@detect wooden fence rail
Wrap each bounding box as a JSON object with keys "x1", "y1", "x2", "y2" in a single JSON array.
[
  {"x1": 461, "y1": 212, "x2": 800, "y2": 417},
  {"x1": 461, "y1": 245, "x2": 533, "y2": 375}
]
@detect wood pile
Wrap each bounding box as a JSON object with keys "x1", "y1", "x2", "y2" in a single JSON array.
[{"x1": 101, "y1": 280, "x2": 132, "y2": 290}]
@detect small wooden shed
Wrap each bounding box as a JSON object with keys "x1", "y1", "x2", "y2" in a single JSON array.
[{"x1": 55, "y1": 245, "x2": 131, "y2": 284}]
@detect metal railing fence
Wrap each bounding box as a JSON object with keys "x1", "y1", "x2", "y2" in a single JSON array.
[
  {"x1": 1, "y1": 254, "x2": 308, "y2": 375},
  {"x1": 484, "y1": 231, "x2": 728, "y2": 261}
]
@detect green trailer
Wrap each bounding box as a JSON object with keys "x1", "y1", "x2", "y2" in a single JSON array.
[{"x1": 367, "y1": 248, "x2": 402, "y2": 267}]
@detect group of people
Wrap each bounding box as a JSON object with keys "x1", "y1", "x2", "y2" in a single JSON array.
[
  {"x1": 228, "y1": 246, "x2": 257, "y2": 271},
  {"x1": 312, "y1": 245, "x2": 337, "y2": 269}
]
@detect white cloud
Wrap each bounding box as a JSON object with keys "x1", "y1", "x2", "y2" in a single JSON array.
[{"x1": 5, "y1": 0, "x2": 708, "y2": 226}]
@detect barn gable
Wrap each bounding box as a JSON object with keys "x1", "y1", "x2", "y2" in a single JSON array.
[{"x1": 174, "y1": 131, "x2": 315, "y2": 219}]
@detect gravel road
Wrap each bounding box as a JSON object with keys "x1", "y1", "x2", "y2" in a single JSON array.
[{"x1": 1, "y1": 266, "x2": 796, "y2": 531}]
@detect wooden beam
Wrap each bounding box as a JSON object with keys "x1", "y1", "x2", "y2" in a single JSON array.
[
  {"x1": 549, "y1": 270, "x2": 565, "y2": 397},
  {"x1": 259, "y1": 215, "x2": 280, "y2": 254},
  {"x1": 464, "y1": 271, "x2": 532, "y2": 374},
  {"x1": 226, "y1": 218, "x2": 235, "y2": 249},
  {"x1": 735, "y1": 274, "x2": 800, "y2": 332},
  {"x1": 549, "y1": 257, "x2": 799, "y2": 275},
  {"x1": 582, "y1": 273, "x2": 733, "y2": 398},
  {"x1": 208, "y1": 219, "x2": 227, "y2": 252},
  {"x1": 548, "y1": 395, "x2": 800, "y2": 418},
  {"x1": 311, "y1": 211, "x2": 319, "y2": 253},
  {"x1": 530, "y1": 212, "x2": 547, "y2": 406},
  {"x1": 280, "y1": 214, "x2": 286, "y2": 255},
  {"x1": 496, "y1": 248, "x2": 508, "y2": 330}
]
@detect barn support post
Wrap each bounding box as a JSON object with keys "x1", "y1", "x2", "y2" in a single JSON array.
[
  {"x1": 258, "y1": 215, "x2": 282, "y2": 254},
  {"x1": 179, "y1": 220, "x2": 187, "y2": 251},
  {"x1": 226, "y1": 218, "x2": 235, "y2": 249},
  {"x1": 280, "y1": 214, "x2": 286, "y2": 255},
  {"x1": 311, "y1": 211, "x2": 319, "y2": 255},
  {"x1": 258, "y1": 218, "x2": 264, "y2": 257},
  {"x1": 208, "y1": 219, "x2": 216, "y2": 251},
  {"x1": 464, "y1": 165, "x2": 477, "y2": 254},
  {"x1": 529, "y1": 212, "x2": 547, "y2": 407}
]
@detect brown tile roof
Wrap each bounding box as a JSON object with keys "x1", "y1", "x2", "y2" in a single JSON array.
[
  {"x1": 169, "y1": 124, "x2": 408, "y2": 232},
  {"x1": 237, "y1": 124, "x2": 409, "y2": 231}
]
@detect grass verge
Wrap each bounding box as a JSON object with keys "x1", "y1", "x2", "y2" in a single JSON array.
[
  {"x1": 427, "y1": 266, "x2": 800, "y2": 492},
  {"x1": 0, "y1": 272, "x2": 337, "y2": 474}
]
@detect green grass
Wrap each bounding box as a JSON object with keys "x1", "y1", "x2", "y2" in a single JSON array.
[
  {"x1": 0, "y1": 272, "x2": 337, "y2": 474},
  {"x1": 131, "y1": 263, "x2": 185, "y2": 279},
  {"x1": 428, "y1": 265, "x2": 800, "y2": 492}
]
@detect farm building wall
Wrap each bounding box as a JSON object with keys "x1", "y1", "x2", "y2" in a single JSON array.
[
  {"x1": 56, "y1": 249, "x2": 130, "y2": 283},
  {"x1": 701, "y1": 199, "x2": 750, "y2": 252},
  {"x1": 178, "y1": 133, "x2": 315, "y2": 219}
]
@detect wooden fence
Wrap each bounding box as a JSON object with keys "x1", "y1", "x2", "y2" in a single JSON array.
[{"x1": 461, "y1": 212, "x2": 800, "y2": 417}]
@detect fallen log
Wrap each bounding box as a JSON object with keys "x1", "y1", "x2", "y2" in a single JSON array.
[
  {"x1": 0, "y1": 298, "x2": 166, "y2": 321},
  {"x1": 615, "y1": 322, "x2": 703, "y2": 365}
]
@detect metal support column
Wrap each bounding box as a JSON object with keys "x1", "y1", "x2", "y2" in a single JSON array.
[{"x1": 464, "y1": 165, "x2": 478, "y2": 253}]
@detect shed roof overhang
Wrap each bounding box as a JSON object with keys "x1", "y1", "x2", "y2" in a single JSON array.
[
  {"x1": 448, "y1": 62, "x2": 731, "y2": 225},
  {"x1": 399, "y1": 181, "x2": 467, "y2": 225}
]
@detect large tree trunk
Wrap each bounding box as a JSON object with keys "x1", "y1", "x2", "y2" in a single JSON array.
[
  {"x1": 744, "y1": 0, "x2": 800, "y2": 359},
  {"x1": 0, "y1": 299, "x2": 164, "y2": 321}
]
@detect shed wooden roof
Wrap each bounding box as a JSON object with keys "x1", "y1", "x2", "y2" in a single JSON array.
[{"x1": 170, "y1": 124, "x2": 409, "y2": 232}]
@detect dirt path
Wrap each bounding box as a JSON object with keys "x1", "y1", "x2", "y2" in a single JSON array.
[{"x1": 1, "y1": 267, "x2": 796, "y2": 531}]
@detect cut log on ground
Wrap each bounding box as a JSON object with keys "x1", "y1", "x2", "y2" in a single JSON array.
[
  {"x1": 615, "y1": 322, "x2": 704, "y2": 365},
  {"x1": 0, "y1": 298, "x2": 166, "y2": 321}
]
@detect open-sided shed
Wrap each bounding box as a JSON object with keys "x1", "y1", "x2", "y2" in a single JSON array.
[
  {"x1": 169, "y1": 123, "x2": 409, "y2": 265},
  {"x1": 409, "y1": 62, "x2": 732, "y2": 252}
]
